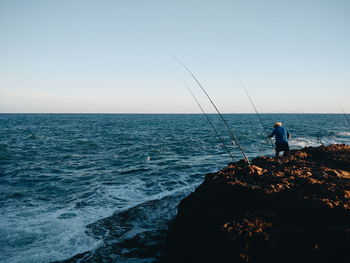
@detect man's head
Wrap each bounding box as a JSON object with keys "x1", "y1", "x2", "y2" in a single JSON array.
[{"x1": 274, "y1": 122, "x2": 282, "y2": 127}]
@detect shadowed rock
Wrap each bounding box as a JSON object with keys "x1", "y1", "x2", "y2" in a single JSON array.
[{"x1": 167, "y1": 144, "x2": 350, "y2": 263}]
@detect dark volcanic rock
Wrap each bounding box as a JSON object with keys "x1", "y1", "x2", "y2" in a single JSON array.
[{"x1": 166, "y1": 144, "x2": 350, "y2": 263}]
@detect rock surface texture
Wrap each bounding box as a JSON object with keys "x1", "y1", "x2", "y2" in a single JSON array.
[{"x1": 167, "y1": 144, "x2": 350, "y2": 263}]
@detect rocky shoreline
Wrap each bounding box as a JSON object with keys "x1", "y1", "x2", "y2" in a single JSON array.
[{"x1": 166, "y1": 144, "x2": 350, "y2": 263}]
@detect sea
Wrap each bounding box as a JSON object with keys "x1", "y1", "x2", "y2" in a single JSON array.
[{"x1": 0, "y1": 114, "x2": 349, "y2": 263}]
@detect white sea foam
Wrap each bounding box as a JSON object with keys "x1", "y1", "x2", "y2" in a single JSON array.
[
  {"x1": 0, "y1": 207, "x2": 103, "y2": 263},
  {"x1": 289, "y1": 137, "x2": 321, "y2": 148},
  {"x1": 338, "y1": 131, "x2": 350, "y2": 136},
  {"x1": 289, "y1": 135, "x2": 350, "y2": 149},
  {"x1": 0, "y1": 174, "x2": 200, "y2": 263},
  {"x1": 112, "y1": 155, "x2": 128, "y2": 159}
]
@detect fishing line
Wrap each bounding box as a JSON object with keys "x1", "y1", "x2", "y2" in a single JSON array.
[
  {"x1": 235, "y1": 75, "x2": 275, "y2": 148},
  {"x1": 339, "y1": 103, "x2": 350, "y2": 127}
]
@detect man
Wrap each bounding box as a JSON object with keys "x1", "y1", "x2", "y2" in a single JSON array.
[{"x1": 268, "y1": 122, "x2": 291, "y2": 158}]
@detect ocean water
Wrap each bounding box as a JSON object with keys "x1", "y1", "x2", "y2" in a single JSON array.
[{"x1": 0, "y1": 114, "x2": 349, "y2": 263}]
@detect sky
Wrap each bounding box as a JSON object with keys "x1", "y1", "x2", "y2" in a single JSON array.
[{"x1": 0, "y1": 0, "x2": 349, "y2": 113}]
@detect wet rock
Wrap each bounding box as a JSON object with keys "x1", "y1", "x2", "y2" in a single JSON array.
[{"x1": 167, "y1": 144, "x2": 350, "y2": 263}]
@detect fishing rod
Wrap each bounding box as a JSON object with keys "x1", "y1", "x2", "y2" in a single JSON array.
[
  {"x1": 187, "y1": 87, "x2": 236, "y2": 161},
  {"x1": 236, "y1": 75, "x2": 275, "y2": 148},
  {"x1": 297, "y1": 105, "x2": 324, "y2": 146},
  {"x1": 172, "y1": 56, "x2": 250, "y2": 165},
  {"x1": 339, "y1": 103, "x2": 350, "y2": 127}
]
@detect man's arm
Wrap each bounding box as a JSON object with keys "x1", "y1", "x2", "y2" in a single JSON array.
[{"x1": 268, "y1": 128, "x2": 276, "y2": 138}]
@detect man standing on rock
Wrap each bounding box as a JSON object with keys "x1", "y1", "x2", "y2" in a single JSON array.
[{"x1": 268, "y1": 122, "x2": 291, "y2": 158}]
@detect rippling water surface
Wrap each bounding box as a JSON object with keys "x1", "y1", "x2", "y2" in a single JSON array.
[{"x1": 0, "y1": 114, "x2": 349, "y2": 263}]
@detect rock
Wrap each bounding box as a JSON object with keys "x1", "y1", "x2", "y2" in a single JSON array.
[{"x1": 166, "y1": 144, "x2": 350, "y2": 263}]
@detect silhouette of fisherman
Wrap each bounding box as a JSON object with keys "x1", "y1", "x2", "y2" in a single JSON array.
[{"x1": 268, "y1": 122, "x2": 291, "y2": 158}]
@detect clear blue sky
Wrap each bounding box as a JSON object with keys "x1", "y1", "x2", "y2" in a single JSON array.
[{"x1": 0, "y1": 0, "x2": 349, "y2": 113}]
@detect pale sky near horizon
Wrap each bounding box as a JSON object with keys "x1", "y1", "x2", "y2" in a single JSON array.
[{"x1": 0, "y1": 0, "x2": 349, "y2": 113}]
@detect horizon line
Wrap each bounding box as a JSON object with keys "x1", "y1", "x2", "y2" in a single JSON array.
[{"x1": 0, "y1": 112, "x2": 348, "y2": 115}]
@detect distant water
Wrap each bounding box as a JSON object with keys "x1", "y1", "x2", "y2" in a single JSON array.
[{"x1": 0, "y1": 114, "x2": 349, "y2": 263}]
